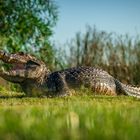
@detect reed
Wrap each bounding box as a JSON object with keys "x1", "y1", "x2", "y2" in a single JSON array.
[{"x1": 65, "y1": 26, "x2": 140, "y2": 85}]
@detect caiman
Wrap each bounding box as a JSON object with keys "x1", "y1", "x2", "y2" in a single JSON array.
[{"x1": 0, "y1": 51, "x2": 140, "y2": 98}]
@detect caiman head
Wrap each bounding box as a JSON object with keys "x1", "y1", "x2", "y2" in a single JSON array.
[{"x1": 0, "y1": 51, "x2": 50, "y2": 83}]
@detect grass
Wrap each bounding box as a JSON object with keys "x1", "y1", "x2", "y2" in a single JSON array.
[{"x1": 0, "y1": 91, "x2": 140, "y2": 140}]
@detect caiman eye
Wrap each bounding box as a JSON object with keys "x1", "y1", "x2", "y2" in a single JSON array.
[{"x1": 26, "y1": 60, "x2": 40, "y2": 68}]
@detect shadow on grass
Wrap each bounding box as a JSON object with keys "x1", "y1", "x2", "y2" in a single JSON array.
[
  {"x1": 0, "y1": 95, "x2": 25, "y2": 99},
  {"x1": 0, "y1": 90, "x2": 139, "y2": 102}
]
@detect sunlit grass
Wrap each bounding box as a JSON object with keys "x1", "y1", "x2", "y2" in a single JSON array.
[{"x1": 0, "y1": 91, "x2": 140, "y2": 140}]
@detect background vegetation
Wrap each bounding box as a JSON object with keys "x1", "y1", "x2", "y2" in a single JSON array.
[
  {"x1": 62, "y1": 25, "x2": 140, "y2": 85},
  {"x1": 0, "y1": 1, "x2": 140, "y2": 85}
]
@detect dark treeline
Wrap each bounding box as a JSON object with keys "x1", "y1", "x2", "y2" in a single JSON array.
[{"x1": 62, "y1": 26, "x2": 140, "y2": 85}]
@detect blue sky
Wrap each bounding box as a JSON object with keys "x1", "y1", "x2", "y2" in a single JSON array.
[{"x1": 52, "y1": 0, "x2": 140, "y2": 43}]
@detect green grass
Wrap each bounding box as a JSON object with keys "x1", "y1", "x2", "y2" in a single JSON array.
[{"x1": 0, "y1": 91, "x2": 140, "y2": 140}]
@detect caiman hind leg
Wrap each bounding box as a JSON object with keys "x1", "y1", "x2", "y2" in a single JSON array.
[{"x1": 91, "y1": 80, "x2": 117, "y2": 96}]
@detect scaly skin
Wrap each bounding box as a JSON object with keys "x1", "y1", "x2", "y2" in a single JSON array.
[{"x1": 0, "y1": 50, "x2": 140, "y2": 98}]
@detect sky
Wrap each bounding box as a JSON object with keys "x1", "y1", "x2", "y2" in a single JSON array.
[{"x1": 52, "y1": 0, "x2": 140, "y2": 44}]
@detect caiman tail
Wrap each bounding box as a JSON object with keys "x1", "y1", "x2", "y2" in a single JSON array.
[{"x1": 116, "y1": 79, "x2": 140, "y2": 98}]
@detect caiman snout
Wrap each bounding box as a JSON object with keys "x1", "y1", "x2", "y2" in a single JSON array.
[{"x1": 0, "y1": 51, "x2": 29, "y2": 64}]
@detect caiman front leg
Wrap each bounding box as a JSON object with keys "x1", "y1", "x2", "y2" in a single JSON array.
[{"x1": 47, "y1": 72, "x2": 71, "y2": 97}]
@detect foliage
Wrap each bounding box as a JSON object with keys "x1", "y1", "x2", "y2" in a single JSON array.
[
  {"x1": 0, "y1": 0, "x2": 58, "y2": 66},
  {"x1": 64, "y1": 25, "x2": 140, "y2": 85},
  {"x1": 0, "y1": 92, "x2": 140, "y2": 140}
]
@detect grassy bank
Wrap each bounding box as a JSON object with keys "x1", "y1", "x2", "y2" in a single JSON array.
[{"x1": 0, "y1": 93, "x2": 139, "y2": 140}]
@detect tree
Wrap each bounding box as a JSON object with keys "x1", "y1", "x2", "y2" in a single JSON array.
[{"x1": 0, "y1": 0, "x2": 58, "y2": 68}]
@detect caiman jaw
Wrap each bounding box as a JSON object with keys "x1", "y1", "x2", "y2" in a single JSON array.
[
  {"x1": 0, "y1": 51, "x2": 28, "y2": 83},
  {"x1": 0, "y1": 51, "x2": 27, "y2": 72},
  {"x1": 0, "y1": 51, "x2": 45, "y2": 83}
]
